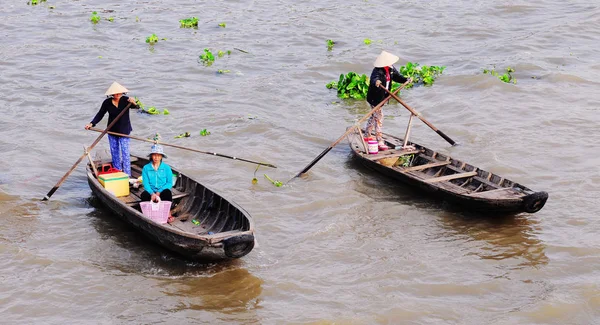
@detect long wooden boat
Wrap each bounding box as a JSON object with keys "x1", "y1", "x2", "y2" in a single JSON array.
[
  {"x1": 347, "y1": 130, "x2": 548, "y2": 213},
  {"x1": 86, "y1": 155, "x2": 255, "y2": 261}
]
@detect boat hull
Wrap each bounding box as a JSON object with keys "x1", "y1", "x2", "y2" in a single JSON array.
[
  {"x1": 348, "y1": 131, "x2": 548, "y2": 214},
  {"x1": 87, "y1": 156, "x2": 255, "y2": 261}
]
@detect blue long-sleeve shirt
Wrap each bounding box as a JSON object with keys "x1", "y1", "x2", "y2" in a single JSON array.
[{"x1": 142, "y1": 161, "x2": 173, "y2": 194}]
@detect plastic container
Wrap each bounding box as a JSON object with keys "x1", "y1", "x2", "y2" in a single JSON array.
[
  {"x1": 367, "y1": 139, "x2": 379, "y2": 154},
  {"x1": 98, "y1": 163, "x2": 121, "y2": 175},
  {"x1": 98, "y1": 172, "x2": 130, "y2": 197},
  {"x1": 140, "y1": 201, "x2": 172, "y2": 224}
]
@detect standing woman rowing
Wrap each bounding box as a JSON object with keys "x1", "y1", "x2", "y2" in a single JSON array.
[{"x1": 85, "y1": 81, "x2": 138, "y2": 176}]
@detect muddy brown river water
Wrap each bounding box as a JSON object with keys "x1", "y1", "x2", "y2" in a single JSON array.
[{"x1": 1, "y1": 1, "x2": 600, "y2": 324}]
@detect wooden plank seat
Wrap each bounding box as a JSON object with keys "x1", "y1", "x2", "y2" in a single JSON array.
[
  {"x1": 366, "y1": 148, "x2": 422, "y2": 161},
  {"x1": 424, "y1": 171, "x2": 478, "y2": 183},
  {"x1": 402, "y1": 160, "x2": 451, "y2": 172}
]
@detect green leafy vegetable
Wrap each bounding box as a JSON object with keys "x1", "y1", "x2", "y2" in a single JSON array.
[
  {"x1": 218, "y1": 22, "x2": 226, "y2": 28},
  {"x1": 179, "y1": 17, "x2": 199, "y2": 28},
  {"x1": 326, "y1": 39, "x2": 335, "y2": 51},
  {"x1": 264, "y1": 174, "x2": 283, "y2": 187},
  {"x1": 90, "y1": 11, "x2": 101, "y2": 24},
  {"x1": 217, "y1": 69, "x2": 230, "y2": 74},
  {"x1": 364, "y1": 39, "x2": 372, "y2": 45},
  {"x1": 145, "y1": 34, "x2": 159, "y2": 44},
  {"x1": 395, "y1": 154, "x2": 414, "y2": 167},
  {"x1": 174, "y1": 132, "x2": 191, "y2": 139},
  {"x1": 163, "y1": 108, "x2": 170, "y2": 115},
  {"x1": 199, "y1": 129, "x2": 211, "y2": 136},
  {"x1": 107, "y1": 17, "x2": 114, "y2": 22}
]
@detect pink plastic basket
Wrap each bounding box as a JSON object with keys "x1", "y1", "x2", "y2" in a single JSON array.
[{"x1": 140, "y1": 201, "x2": 172, "y2": 224}]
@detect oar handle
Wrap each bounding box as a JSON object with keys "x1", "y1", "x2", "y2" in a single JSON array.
[
  {"x1": 380, "y1": 86, "x2": 457, "y2": 146},
  {"x1": 88, "y1": 128, "x2": 277, "y2": 168},
  {"x1": 42, "y1": 103, "x2": 132, "y2": 201}
]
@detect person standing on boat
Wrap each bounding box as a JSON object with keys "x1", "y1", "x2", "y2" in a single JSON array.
[
  {"x1": 366, "y1": 51, "x2": 410, "y2": 151},
  {"x1": 85, "y1": 82, "x2": 138, "y2": 176}
]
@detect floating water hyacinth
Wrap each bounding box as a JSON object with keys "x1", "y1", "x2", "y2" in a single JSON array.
[{"x1": 180, "y1": 17, "x2": 199, "y2": 28}]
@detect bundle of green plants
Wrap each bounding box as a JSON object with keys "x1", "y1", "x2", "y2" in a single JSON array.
[
  {"x1": 483, "y1": 67, "x2": 516, "y2": 84},
  {"x1": 326, "y1": 72, "x2": 369, "y2": 99},
  {"x1": 199, "y1": 129, "x2": 211, "y2": 136},
  {"x1": 179, "y1": 17, "x2": 199, "y2": 28},
  {"x1": 326, "y1": 62, "x2": 446, "y2": 100},
  {"x1": 398, "y1": 62, "x2": 446, "y2": 86},
  {"x1": 90, "y1": 11, "x2": 101, "y2": 24},
  {"x1": 145, "y1": 34, "x2": 159, "y2": 44}
]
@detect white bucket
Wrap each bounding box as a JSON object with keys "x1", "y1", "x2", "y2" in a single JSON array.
[{"x1": 367, "y1": 140, "x2": 379, "y2": 154}]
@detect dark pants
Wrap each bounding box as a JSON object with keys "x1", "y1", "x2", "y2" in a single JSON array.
[{"x1": 141, "y1": 189, "x2": 172, "y2": 202}]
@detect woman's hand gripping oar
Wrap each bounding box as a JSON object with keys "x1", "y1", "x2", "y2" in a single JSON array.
[
  {"x1": 87, "y1": 128, "x2": 277, "y2": 168},
  {"x1": 42, "y1": 103, "x2": 132, "y2": 201},
  {"x1": 286, "y1": 80, "x2": 411, "y2": 183},
  {"x1": 380, "y1": 86, "x2": 457, "y2": 146}
]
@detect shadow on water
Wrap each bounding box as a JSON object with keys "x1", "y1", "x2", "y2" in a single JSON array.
[
  {"x1": 438, "y1": 211, "x2": 548, "y2": 269},
  {"x1": 161, "y1": 268, "x2": 263, "y2": 314},
  {"x1": 346, "y1": 154, "x2": 548, "y2": 268},
  {"x1": 85, "y1": 195, "x2": 250, "y2": 276}
]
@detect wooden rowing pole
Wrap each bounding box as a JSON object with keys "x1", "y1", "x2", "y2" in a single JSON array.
[
  {"x1": 288, "y1": 80, "x2": 411, "y2": 181},
  {"x1": 42, "y1": 103, "x2": 132, "y2": 201},
  {"x1": 87, "y1": 127, "x2": 277, "y2": 168}
]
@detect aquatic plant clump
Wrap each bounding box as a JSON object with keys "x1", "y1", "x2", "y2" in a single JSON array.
[
  {"x1": 398, "y1": 62, "x2": 445, "y2": 86},
  {"x1": 326, "y1": 62, "x2": 446, "y2": 100},
  {"x1": 90, "y1": 11, "x2": 101, "y2": 24},
  {"x1": 326, "y1": 72, "x2": 370, "y2": 99},
  {"x1": 483, "y1": 67, "x2": 516, "y2": 84},
  {"x1": 199, "y1": 49, "x2": 231, "y2": 66},
  {"x1": 180, "y1": 17, "x2": 199, "y2": 28},
  {"x1": 145, "y1": 34, "x2": 159, "y2": 44},
  {"x1": 326, "y1": 39, "x2": 335, "y2": 51}
]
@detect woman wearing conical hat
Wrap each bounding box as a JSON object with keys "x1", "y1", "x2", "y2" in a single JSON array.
[
  {"x1": 365, "y1": 51, "x2": 410, "y2": 151},
  {"x1": 85, "y1": 82, "x2": 138, "y2": 176}
]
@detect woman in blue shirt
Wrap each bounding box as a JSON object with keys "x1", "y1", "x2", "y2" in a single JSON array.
[{"x1": 141, "y1": 144, "x2": 173, "y2": 205}]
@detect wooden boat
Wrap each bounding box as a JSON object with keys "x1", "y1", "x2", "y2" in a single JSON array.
[
  {"x1": 86, "y1": 155, "x2": 255, "y2": 261},
  {"x1": 347, "y1": 130, "x2": 548, "y2": 213}
]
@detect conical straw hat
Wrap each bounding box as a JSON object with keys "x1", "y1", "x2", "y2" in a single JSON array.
[
  {"x1": 373, "y1": 50, "x2": 400, "y2": 68},
  {"x1": 105, "y1": 81, "x2": 129, "y2": 96}
]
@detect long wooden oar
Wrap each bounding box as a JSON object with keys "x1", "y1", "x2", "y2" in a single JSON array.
[
  {"x1": 290, "y1": 80, "x2": 411, "y2": 179},
  {"x1": 42, "y1": 103, "x2": 132, "y2": 201},
  {"x1": 88, "y1": 128, "x2": 277, "y2": 168},
  {"x1": 380, "y1": 86, "x2": 457, "y2": 146}
]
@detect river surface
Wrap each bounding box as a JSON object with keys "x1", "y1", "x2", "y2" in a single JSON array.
[{"x1": 1, "y1": 0, "x2": 600, "y2": 324}]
